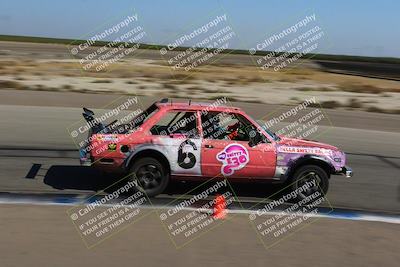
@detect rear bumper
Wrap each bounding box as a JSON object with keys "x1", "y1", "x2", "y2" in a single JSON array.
[
  {"x1": 79, "y1": 149, "x2": 92, "y2": 166},
  {"x1": 335, "y1": 166, "x2": 353, "y2": 178}
]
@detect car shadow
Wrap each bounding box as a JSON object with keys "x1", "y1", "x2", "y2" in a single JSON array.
[
  {"x1": 43, "y1": 165, "x2": 125, "y2": 193},
  {"x1": 43, "y1": 165, "x2": 287, "y2": 200},
  {"x1": 165, "y1": 180, "x2": 286, "y2": 201}
]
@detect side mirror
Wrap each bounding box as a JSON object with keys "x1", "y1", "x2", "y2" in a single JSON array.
[
  {"x1": 83, "y1": 107, "x2": 95, "y2": 116},
  {"x1": 248, "y1": 131, "x2": 262, "y2": 147}
]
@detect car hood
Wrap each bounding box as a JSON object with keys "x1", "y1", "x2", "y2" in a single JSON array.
[{"x1": 277, "y1": 136, "x2": 339, "y2": 151}]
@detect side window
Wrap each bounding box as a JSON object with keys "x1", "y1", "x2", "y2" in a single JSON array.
[
  {"x1": 201, "y1": 111, "x2": 260, "y2": 142},
  {"x1": 201, "y1": 111, "x2": 227, "y2": 140},
  {"x1": 150, "y1": 111, "x2": 199, "y2": 138}
]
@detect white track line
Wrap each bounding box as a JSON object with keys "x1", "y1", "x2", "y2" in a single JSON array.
[{"x1": 1, "y1": 198, "x2": 399, "y2": 225}]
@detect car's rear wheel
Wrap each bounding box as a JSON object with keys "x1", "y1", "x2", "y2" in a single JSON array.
[
  {"x1": 129, "y1": 157, "x2": 169, "y2": 197},
  {"x1": 291, "y1": 165, "x2": 329, "y2": 201}
]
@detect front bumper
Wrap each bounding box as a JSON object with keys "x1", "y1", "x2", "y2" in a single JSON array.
[{"x1": 336, "y1": 166, "x2": 353, "y2": 178}]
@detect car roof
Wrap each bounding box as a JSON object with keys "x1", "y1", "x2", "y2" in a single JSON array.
[{"x1": 155, "y1": 99, "x2": 242, "y2": 112}]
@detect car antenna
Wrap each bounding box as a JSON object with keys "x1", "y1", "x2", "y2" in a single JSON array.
[{"x1": 188, "y1": 99, "x2": 191, "y2": 105}]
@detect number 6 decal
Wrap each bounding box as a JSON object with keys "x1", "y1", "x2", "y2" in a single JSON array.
[{"x1": 177, "y1": 140, "x2": 197, "y2": 169}]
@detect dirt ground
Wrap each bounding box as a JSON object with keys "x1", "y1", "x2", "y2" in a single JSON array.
[{"x1": 1, "y1": 41, "x2": 400, "y2": 113}]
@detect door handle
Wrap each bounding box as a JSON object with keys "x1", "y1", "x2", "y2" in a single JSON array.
[{"x1": 204, "y1": 144, "x2": 214, "y2": 148}]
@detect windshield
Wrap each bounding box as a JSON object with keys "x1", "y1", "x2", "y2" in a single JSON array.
[{"x1": 255, "y1": 120, "x2": 281, "y2": 141}]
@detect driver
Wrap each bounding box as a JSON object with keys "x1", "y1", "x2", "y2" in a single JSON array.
[
  {"x1": 227, "y1": 121, "x2": 240, "y2": 140},
  {"x1": 226, "y1": 117, "x2": 251, "y2": 141}
]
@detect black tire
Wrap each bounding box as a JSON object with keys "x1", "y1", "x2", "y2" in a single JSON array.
[
  {"x1": 290, "y1": 165, "x2": 329, "y2": 201},
  {"x1": 129, "y1": 157, "x2": 169, "y2": 197}
]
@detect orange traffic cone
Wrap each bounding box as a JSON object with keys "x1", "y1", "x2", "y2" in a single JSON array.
[{"x1": 213, "y1": 194, "x2": 227, "y2": 219}]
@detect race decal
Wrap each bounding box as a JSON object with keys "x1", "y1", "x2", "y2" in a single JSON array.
[
  {"x1": 278, "y1": 146, "x2": 332, "y2": 156},
  {"x1": 107, "y1": 143, "x2": 117, "y2": 151},
  {"x1": 177, "y1": 140, "x2": 197, "y2": 169},
  {"x1": 217, "y1": 143, "x2": 249, "y2": 176},
  {"x1": 98, "y1": 135, "x2": 118, "y2": 141}
]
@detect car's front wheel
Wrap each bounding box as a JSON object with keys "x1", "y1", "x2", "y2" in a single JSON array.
[
  {"x1": 129, "y1": 157, "x2": 169, "y2": 197},
  {"x1": 291, "y1": 165, "x2": 329, "y2": 201}
]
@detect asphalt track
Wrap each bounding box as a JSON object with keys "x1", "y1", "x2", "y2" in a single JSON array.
[
  {"x1": 1, "y1": 204, "x2": 399, "y2": 267},
  {"x1": 0, "y1": 90, "x2": 399, "y2": 213}
]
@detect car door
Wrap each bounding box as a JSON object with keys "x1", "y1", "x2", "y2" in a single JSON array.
[
  {"x1": 200, "y1": 111, "x2": 276, "y2": 179},
  {"x1": 149, "y1": 110, "x2": 202, "y2": 176}
]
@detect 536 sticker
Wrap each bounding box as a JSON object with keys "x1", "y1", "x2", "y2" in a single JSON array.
[{"x1": 217, "y1": 144, "x2": 249, "y2": 176}]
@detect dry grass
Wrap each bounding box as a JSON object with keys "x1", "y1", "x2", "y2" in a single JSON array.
[
  {"x1": 62, "y1": 84, "x2": 73, "y2": 90},
  {"x1": 125, "y1": 80, "x2": 137, "y2": 84},
  {"x1": 296, "y1": 87, "x2": 335, "y2": 92},
  {"x1": 0, "y1": 80, "x2": 23, "y2": 89},
  {"x1": 186, "y1": 86, "x2": 205, "y2": 92},
  {"x1": 0, "y1": 60, "x2": 18, "y2": 67},
  {"x1": 366, "y1": 106, "x2": 385, "y2": 113},
  {"x1": 283, "y1": 68, "x2": 315, "y2": 75},
  {"x1": 163, "y1": 83, "x2": 176, "y2": 90},
  {"x1": 364, "y1": 106, "x2": 400, "y2": 114},
  {"x1": 338, "y1": 83, "x2": 400, "y2": 94},
  {"x1": 319, "y1": 100, "x2": 342, "y2": 109},
  {"x1": 278, "y1": 77, "x2": 296, "y2": 83},
  {"x1": 347, "y1": 98, "x2": 363, "y2": 108},
  {"x1": 1, "y1": 56, "x2": 399, "y2": 114},
  {"x1": 91, "y1": 79, "x2": 113, "y2": 83}
]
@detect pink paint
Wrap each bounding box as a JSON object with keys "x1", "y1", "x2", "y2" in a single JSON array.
[{"x1": 217, "y1": 144, "x2": 249, "y2": 176}]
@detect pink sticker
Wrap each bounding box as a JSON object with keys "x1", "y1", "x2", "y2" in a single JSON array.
[
  {"x1": 278, "y1": 146, "x2": 332, "y2": 156},
  {"x1": 217, "y1": 144, "x2": 249, "y2": 176}
]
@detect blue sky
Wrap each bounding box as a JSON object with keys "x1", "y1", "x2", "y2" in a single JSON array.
[{"x1": 0, "y1": 0, "x2": 399, "y2": 57}]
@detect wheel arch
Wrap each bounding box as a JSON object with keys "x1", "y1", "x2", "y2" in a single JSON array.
[
  {"x1": 124, "y1": 148, "x2": 171, "y2": 175},
  {"x1": 287, "y1": 155, "x2": 334, "y2": 180}
]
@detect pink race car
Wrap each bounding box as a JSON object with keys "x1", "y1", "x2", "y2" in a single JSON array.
[{"x1": 79, "y1": 98, "x2": 353, "y2": 199}]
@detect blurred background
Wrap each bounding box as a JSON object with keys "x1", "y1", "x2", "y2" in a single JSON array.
[{"x1": 0, "y1": 1, "x2": 399, "y2": 266}]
